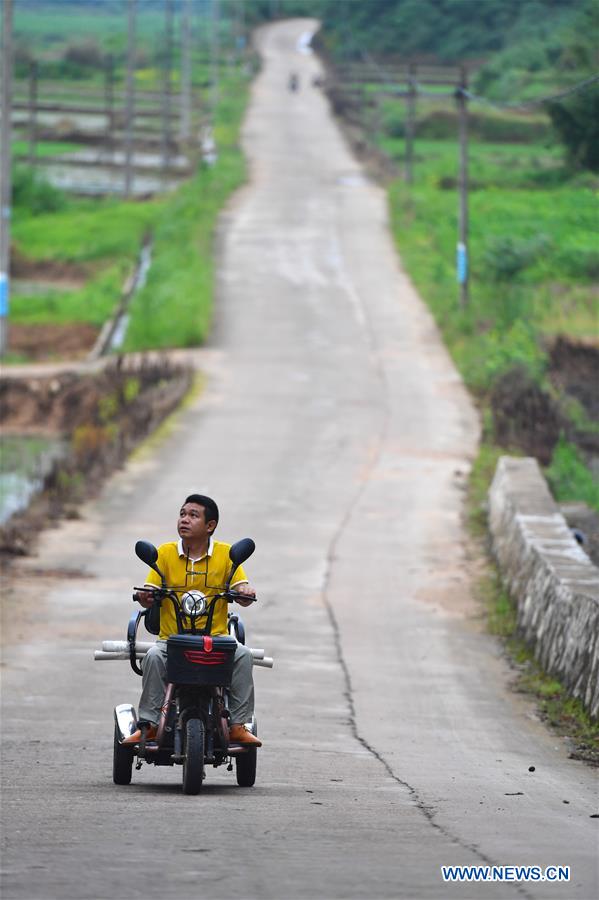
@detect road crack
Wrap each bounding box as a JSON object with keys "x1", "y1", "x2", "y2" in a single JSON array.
[{"x1": 322, "y1": 569, "x2": 533, "y2": 898}]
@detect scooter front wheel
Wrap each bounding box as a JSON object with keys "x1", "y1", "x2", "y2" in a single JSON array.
[
  {"x1": 113, "y1": 723, "x2": 134, "y2": 785},
  {"x1": 182, "y1": 717, "x2": 205, "y2": 795},
  {"x1": 235, "y1": 747, "x2": 257, "y2": 787}
]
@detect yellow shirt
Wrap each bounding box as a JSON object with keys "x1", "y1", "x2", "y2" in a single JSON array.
[{"x1": 144, "y1": 538, "x2": 248, "y2": 640}]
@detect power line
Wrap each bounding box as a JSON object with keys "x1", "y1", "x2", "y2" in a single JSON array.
[{"x1": 463, "y1": 73, "x2": 599, "y2": 110}]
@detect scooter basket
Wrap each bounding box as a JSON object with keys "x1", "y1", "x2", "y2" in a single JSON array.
[{"x1": 166, "y1": 634, "x2": 237, "y2": 686}]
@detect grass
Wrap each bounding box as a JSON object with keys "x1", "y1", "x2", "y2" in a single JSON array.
[
  {"x1": 14, "y1": 6, "x2": 166, "y2": 48},
  {"x1": 384, "y1": 136, "x2": 599, "y2": 512},
  {"x1": 12, "y1": 140, "x2": 81, "y2": 157},
  {"x1": 545, "y1": 437, "x2": 599, "y2": 513},
  {"x1": 123, "y1": 82, "x2": 248, "y2": 350},
  {"x1": 11, "y1": 265, "x2": 127, "y2": 327},
  {"x1": 384, "y1": 137, "x2": 597, "y2": 433},
  {"x1": 13, "y1": 197, "x2": 161, "y2": 264}
]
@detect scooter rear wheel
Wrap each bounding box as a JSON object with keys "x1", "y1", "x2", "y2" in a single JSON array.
[
  {"x1": 113, "y1": 723, "x2": 134, "y2": 785},
  {"x1": 182, "y1": 717, "x2": 205, "y2": 795}
]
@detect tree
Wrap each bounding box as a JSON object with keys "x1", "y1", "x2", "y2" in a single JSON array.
[{"x1": 547, "y1": 83, "x2": 599, "y2": 172}]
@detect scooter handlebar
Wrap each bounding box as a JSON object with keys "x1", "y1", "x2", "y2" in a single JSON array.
[
  {"x1": 132, "y1": 587, "x2": 257, "y2": 602},
  {"x1": 225, "y1": 591, "x2": 257, "y2": 603}
]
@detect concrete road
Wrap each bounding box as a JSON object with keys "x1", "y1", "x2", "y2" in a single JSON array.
[{"x1": 1, "y1": 19, "x2": 597, "y2": 900}]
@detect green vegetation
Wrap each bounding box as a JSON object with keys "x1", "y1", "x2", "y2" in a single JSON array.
[
  {"x1": 9, "y1": 2, "x2": 253, "y2": 355},
  {"x1": 10, "y1": 68, "x2": 248, "y2": 350},
  {"x1": 318, "y1": 0, "x2": 598, "y2": 176},
  {"x1": 13, "y1": 193, "x2": 159, "y2": 261},
  {"x1": 384, "y1": 130, "x2": 598, "y2": 514},
  {"x1": 386, "y1": 137, "x2": 596, "y2": 380},
  {"x1": 12, "y1": 140, "x2": 81, "y2": 157},
  {"x1": 12, "y1": 166, "x2": 68, "y2": 213},
  {"x1": 11, "y1": 266, "x2": 127, "y2": 327},
  {"x1": 13, "y1": 0, "x2": 244, "y2": 87},
  {"x1": 316, "y1": 0, "x2": 594, "y2": 72},
  {"x1": 124, "y1": 94, "x2": 247, "y2": 350},
  {"x1": 547, "y1": 83, "x2": 599, "y2": 173},
  {"x1": 546, "y1": 438, "x2": 599, "y2": 511}
]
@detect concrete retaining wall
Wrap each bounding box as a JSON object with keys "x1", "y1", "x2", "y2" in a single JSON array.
[{"x1": 488, "y1": 456, "x2": 599, "y2": 719}]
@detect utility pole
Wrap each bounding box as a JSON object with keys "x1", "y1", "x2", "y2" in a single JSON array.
[
  {"x1": 180, "y1": 0, "x2": 192, "y2": 143},
  {"x1": 455, "y1": 66, "x2": 469, "y2": 308},
  {"x1": 0, "y1": 0, "x2": 14, "y2": 357},
  {"x1": 124, "y1": 0, "x2": 137, "y2": 198},
  {"x1": 210, "y1": 0, "x2": 219, "y2": 113},
  {"x1": 405, "y1": 63, "x2": 416, "y2": 186},
  {"x1": 161, "y1": 0, "x2": 174, "y2": 187},
  {"x1": 238, "y1": 0, "x2": 246, "y2": 64}
]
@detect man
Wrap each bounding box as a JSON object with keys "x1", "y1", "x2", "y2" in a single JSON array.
[{"x1": 125, "y1": 493, "x2": 261, "y2": 747}]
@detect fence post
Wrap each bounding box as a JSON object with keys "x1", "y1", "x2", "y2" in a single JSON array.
[
  {"x1": 455, "y1": 65, "x2": 469, "y2": 308},
  {"x1": 124, "y1": 0, "x2": 137, "y2": 197},
  {"x1": 104, "y1": 54, "x2": 115, "y2": 161},
  {"x1": 28, "y1": 59, "x2": 38, "y2": 164},
  {"x1": 161, "y1": 0, "x2": 174, "y2": 187},
  {"x1": 180, "y1": 0, "x2": 192, "y2": 142},
  {"x1": 210, "y1": 0, "x2": 220, "y2": 114},
  {"x1": 405, "y1": 63, "x2": 416, "y2": 185}
]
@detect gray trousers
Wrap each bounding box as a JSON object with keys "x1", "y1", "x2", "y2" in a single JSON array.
[{"x1": 138, "y1": 641, "x2": 255, "y2": 726}]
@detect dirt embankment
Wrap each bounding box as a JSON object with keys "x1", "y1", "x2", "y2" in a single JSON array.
[
  {"x1": 490, "y1": 338, "x2": 599, "y2": 464},
  {"x1": 9, "y1": 322, "x2": 100, "y2": 361},
  {"x1": 0, "y1": 354, "x2": 193, "y2": 556},
  {"x1": 10, "y1": 249, "x2": 103, "y2": 360}
]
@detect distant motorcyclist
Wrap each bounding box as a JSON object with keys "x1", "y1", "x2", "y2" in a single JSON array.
[{"x1": 125, "y1": 494, "x2": 261, "y2": 747}]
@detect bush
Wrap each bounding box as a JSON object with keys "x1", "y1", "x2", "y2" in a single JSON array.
[
  {"x1": 547, "y1": 83, "x2": 599, "y2": 172},
  {"x1": 555, "y1": 247, "x2": 599, "y2": 280},
  {"x1": 482, "y1": 234, "x2": 553, "y2": 281},
  {"x1": 380, "y1": 106, "x2": 405, "y2": 138},
  {"x1": 12, "y1": 167, "x2": 67, "y2": 215}
]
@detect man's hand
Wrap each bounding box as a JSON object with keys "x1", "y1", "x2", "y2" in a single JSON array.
[
  {"x1": 135, "y1": 589, "x2": 156, "y2": 609},
  {"x1": 232, "y1": 582, "x2": 256, "y2": 607}
]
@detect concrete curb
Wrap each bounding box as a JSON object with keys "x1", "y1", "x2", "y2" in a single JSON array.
[{"x1": 489, "y1": 456, "x2": 599, "y2": 719}]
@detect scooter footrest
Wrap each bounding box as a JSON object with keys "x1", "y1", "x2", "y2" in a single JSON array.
[{"x1": 227, "y1": 744, "x2": 251, "y2": 755}]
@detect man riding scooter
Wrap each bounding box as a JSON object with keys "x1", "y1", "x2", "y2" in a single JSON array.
[{"x1": 125, "y1": 493, "x2": 262, "y2": 748}]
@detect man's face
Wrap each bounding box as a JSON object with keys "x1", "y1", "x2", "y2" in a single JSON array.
[{"x1": 177, "y1": 503, "x2": 215, "y2": 544}]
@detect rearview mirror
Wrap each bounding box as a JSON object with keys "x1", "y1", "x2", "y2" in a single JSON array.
[
  {"x1": 135, "y1": 540, "x2": 165, "y2": 584},
  {"x1": 135, "y1": 540, "x2": 159, "y2": 568},
  {"x1": 229, "y1": 538, "x2": 255, "y2": 568}
]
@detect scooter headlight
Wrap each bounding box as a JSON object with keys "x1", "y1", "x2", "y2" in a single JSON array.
[{"x1": 181, "y1": 590, "x2": 207, "y2": 618}]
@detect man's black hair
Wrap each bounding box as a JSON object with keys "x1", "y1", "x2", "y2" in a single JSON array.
[{"x1": 184, "y1": 494, "x2": 219, "y2": 527}]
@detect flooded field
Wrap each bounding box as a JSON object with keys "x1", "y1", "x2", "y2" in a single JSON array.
[{"x1": 11, "y1": 105, "x2": 205, "y2": 196}]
